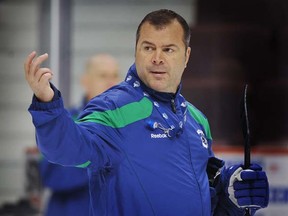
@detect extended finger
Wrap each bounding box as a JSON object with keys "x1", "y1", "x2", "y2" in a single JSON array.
[
  {"x1": 24, "y1": 51, "x2": 37, "y2": 76},
  {"x1": 29, "y1": 53, "x2": 49, "y2": 77},
  {"x1": 39, "y1": 72, "x2": 53, "y2": 86},
  {"x1": 34, "y1": 68, "x2": 53, "y2": 83}
]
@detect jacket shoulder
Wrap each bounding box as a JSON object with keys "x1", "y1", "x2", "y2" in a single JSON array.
[
  {"x1": 187, "y1": 102, "x2": 212, "y2": 140},
  {"x1": 77, "y1": 83, "x2": 153, "y2": 128}
]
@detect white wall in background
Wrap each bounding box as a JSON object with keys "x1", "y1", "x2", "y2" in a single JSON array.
[{"x1": 0, "y1": 0, "x2": 39, "y2": 204}]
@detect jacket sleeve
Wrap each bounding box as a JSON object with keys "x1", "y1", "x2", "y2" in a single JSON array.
[
  {"x1": 39, "y1": 157, "x2": 89, "y2": 192},
  {"x1": 28, "y1": 86, "x2": 122, "y2": 171}
]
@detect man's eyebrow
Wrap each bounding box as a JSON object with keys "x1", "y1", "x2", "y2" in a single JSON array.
[
  {"x1": 163, "y1": 44, "x2": 178, "y2": 48},
  {"x1": 141, "y1": 41, "x2": 155, "y2": 46},
  {"x1": 141, "y1": 41, "x2": 178, "y2": 48}
]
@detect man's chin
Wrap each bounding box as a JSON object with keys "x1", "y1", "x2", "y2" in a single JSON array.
[{"x1": 149, "y1": 84, "x2": 169, "y2": 93}]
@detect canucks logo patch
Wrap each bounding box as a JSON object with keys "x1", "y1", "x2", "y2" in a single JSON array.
[{"x1": 197, "y1": 129, "x2": 208, "y2": 148}]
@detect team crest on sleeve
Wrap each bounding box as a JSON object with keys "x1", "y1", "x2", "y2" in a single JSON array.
[{"x1": 197, "y1": 129, "x2": 208, "y2": 148}]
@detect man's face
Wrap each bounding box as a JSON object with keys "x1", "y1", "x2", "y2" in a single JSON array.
[
  {"x1": 82, "y1": 56, "x2": 119, "y2": 100},
  {"x1": 135, "y1": 20, "x2": 191, "y2": 93},
  {"x1": 87, "y1": 64, "x2": 119, "y2": 97}
]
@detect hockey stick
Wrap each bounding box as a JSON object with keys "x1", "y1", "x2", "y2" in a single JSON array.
[{"x1": 240, "y1": 84, "x2": 251, "y2": 216}]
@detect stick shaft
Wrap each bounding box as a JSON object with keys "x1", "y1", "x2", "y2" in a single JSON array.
[
  {"x1": 243, "y1": 84, "x2": 251, "y2": 168},
  {"x1": 243, "y1": 84, "x2": 251, "y2": 216}
]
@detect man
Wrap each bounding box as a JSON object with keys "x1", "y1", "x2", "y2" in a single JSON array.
[
  {"x1": 70, "y1": 54, "x2": 120, "y2": 119},
  {"x1": 39, "y1": 54, "x2": 120, "y2": 216},
  {"x1": 24, "y1": 9, "x2": 269, "y2": 216}
]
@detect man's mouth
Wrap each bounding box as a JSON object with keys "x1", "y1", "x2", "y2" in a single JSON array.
[{"x1": 151, "y1": 71, "x2": 165, "y2": 74}]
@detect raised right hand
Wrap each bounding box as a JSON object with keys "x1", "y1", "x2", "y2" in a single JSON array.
[{"x1": 24, "y1": 51, "x2": 54, "y2": 102}]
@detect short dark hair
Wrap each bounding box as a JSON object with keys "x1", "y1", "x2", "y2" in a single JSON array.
[{"x1": 136, "y1": 9, "x2": 191, "y2": 49}]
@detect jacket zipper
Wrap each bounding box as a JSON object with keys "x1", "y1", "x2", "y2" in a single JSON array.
[{"x1": 171, "y1": 99, "x2": 177, "y2": 113}]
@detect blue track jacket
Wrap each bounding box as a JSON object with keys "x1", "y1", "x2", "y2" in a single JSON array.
[{"x1": 29, "y1": 64, "x2": 243, "y2": 216}]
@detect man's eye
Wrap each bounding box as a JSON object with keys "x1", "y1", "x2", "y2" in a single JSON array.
[
  {"x1": 163, "y1": 48, "x2": 173, "y2": 53},
  {"x1": 144, "y1": 46, "x2": 153, "y2": 51}
]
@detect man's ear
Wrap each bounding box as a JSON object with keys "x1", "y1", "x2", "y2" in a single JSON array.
[{"x1": 185, "y1": 47, "x2": 191, "y2": 67}]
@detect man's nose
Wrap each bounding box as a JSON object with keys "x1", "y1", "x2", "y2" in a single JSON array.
[{"x1": 151, "y1": 51, "x2": 164, "y2": 65}]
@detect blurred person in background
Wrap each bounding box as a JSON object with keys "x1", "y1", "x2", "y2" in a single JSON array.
[
  {"x1": 68, "y1": 54, "x2": 120, "y2": 119},
  {"x1": 39, "y1": 54, "x2": 120, "y2": 216}
]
